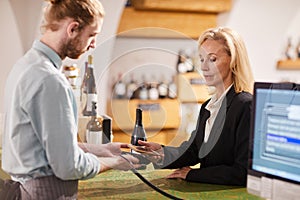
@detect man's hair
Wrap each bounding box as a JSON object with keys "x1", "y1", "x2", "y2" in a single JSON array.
[{"x1": 42, "y1": 0, "x2": 105, "y2": 32}]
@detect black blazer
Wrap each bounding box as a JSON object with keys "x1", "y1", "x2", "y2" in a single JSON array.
[{"x1": 159, "y1": 86, "x2": 252, "y2": 186}]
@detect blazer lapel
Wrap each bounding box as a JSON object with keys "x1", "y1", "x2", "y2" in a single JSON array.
[{"x1": 198, "y1": 86, "x2": 236, "y2": 158}]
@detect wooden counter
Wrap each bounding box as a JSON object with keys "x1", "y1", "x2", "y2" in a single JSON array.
[{"x1": 78, "y1": 169, "x2": 262, "y2": 199}]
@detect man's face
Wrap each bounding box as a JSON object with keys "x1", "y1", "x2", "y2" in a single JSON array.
[{"x1": 62, "y1": 19, "x2": 103, "y2": 59}]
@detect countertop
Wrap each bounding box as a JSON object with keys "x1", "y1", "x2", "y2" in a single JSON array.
[{"x1": 78, "y1": 168, "x2": 262, "y2": 200}]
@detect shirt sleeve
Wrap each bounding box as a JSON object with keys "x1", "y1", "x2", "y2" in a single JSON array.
[{"x1": 22, "y1": 74, "x2": 100, "y2": 180}]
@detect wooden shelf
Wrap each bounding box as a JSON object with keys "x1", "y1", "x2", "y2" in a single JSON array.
[
  {"x1": 277, "y1": 59, "x2": 300, "y2": 70},
  {"x1": 117, "y1": 0, "x2": 231, "y2": 39},
  {"x1": 131, "y1": 0, "x2": 232, "y2": 13},
  {"x1": 117, "y1": 8, "x2": 216, "y2": 39},
  {"x1": 107, "y1": 98, "x2": 181, "y2": 131}
]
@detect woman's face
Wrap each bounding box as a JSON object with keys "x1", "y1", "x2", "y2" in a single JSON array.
[{"x1": 199, "y1": 38, "x2": 233, "y2": 91}]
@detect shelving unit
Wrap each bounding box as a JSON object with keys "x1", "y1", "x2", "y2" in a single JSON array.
[
  {"x1": 117, "y1": 0, "x2": 232, "y2": 39},
  {"x1": 107, "y1": 98, "x2": 181, "y2": 131},
  {"x1": 277, "y1": 59, "x2": 300, "y2": 70}
]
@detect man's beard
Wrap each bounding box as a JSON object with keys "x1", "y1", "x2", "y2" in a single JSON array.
[{"x1": 60, "y1": 35, "x2": 86, "y2": 59}]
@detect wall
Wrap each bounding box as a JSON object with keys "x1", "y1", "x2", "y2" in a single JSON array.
[
  {"x1": 218, "y1": 0, "x2": 300, "y2": 82},
  {"x1": 0, "y1": 0, "x2": 26, "y2": 112}
]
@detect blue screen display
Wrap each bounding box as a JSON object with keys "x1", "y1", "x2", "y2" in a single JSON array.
[{"x1": 252, "y1": 88, "x2": 300, "y2": 183}]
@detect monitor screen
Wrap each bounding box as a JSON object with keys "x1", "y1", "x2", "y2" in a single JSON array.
[{"x1": 250, "y1": 82, "x2": 300, "y2": 183}]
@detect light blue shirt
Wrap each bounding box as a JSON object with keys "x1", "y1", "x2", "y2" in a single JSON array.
[{"x1": 2, "y1": 40, "x2": 100, "y2": 184}]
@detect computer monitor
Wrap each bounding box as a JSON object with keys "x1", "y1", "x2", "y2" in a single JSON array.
[{"x1": 247, "y1": 82, "x2": 300, "y2": 200}]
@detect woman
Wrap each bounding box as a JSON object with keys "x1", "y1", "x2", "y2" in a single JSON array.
[{"x1": 139, "y1": 27, "x2": 254, "y2": 186}]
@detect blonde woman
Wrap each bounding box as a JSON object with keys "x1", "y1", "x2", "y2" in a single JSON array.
[{"x1": 139, "y1": 27, "x2": 254, "y2": 186}]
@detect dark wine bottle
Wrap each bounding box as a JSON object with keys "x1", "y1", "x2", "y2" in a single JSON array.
[
  {"x1": 131, "y1": 108, "x2": 147, "y2": 148},
  {"x1": 131, "y1": 108, "x2": 148, "y2": 169}
]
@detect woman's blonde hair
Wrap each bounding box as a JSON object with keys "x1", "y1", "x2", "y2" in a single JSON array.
[
  {"x1": 198, "y1": 27, "x2": 254, "y2": 94},
  {"x1": 42, "y1": 0, "x2": 105, "y2": 32}
]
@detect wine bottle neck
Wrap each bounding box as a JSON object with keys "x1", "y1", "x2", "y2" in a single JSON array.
[{"x1": 135, "y1": 109, "x2": 143, "y2": 126}]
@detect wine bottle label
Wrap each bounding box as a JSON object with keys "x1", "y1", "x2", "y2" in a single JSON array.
[
  {"x1": 86, "y1": 94, "x2": 98, "y2": 112},
  {"x1": 86, "y1": 130, "x2": 103, "y2": 144}
]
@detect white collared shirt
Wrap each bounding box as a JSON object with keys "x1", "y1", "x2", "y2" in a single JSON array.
[{"x1": 204, "y1": 85, "x2": 233, "y2": 143}]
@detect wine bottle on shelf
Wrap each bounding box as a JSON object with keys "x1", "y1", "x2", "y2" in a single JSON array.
[
  {"x1": 138, "y1": 75, "x2": 148, "y2": 100},
  {"x1": 82, "y1": 55, "x2": 98, "y2": 116},
  {"x1": 285, "y1": 37, "x2": 294, "y2": 60},
  {"x1": 176, "y1": 50, "x2": 187, "y2": 73},
  {"x1": 148, "y1": 82, "x2": 159, "y2": 100},
  {"x1": 296, "y1": 38, "x2": 300, "y2": 58},
  {"x1": 168, "y1": 75, "x2": 177, "y2": 99},
  {"x1": 126, "y1": 74, "x2": 137, "y2": 99},
  {"x1": 158, "y1": 76, "x2": 168, "y2": 99},
  {"x1": 113, "y1": 73, "x2": 126, "y2": 99},
  {"x1": 86, "y1": 101, "x2": 103, "y2": 144},
  {"x1": 184, "y1": 49, "x2": 194, "y2": 72}
]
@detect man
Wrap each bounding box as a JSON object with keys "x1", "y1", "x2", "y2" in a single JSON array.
[{"x1": 2, "y1": 0, "x2": 139, "y2": 199}]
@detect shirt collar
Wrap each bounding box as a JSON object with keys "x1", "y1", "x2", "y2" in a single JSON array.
[
  {"x1": 33, "y1": 40, "x2": 62, "y2": 69},
  {"x1": 206, "y1": 84, "x2": 233, "y2": 111}
]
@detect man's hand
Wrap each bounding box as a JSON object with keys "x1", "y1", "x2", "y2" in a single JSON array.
[
  {"x1": 98, "y1": 154, "x2": 141, "y2": 172},
  {"x1": 79, "y1": 142, "x2": 127, "y2": 157}
]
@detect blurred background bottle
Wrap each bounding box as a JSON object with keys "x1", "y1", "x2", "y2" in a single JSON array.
[
  {"x1": 168, "y1": 75, "x2": 177, "y2": 99},
  {"x1": 158, "y1": 75, "x2": 168, "y2": 99},
  {"x1": 126, "y1": 73, "x2": 138, "y2": 99},
  {"x1": 113, "y1": 73, "x2": 126, "y2": 99},
  {"x1": 138, "y1": 75, "x2": 148, "y2": 100},
  {"x1": 148, "y1": 82, "x2": 159, "y2": 100},
  {"x1": 86, "y1": 101, "x2": 103, "y2": 144}
]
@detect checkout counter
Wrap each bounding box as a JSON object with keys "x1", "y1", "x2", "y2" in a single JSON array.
[{"x1": 78, "y1": 168, "x2": 262, "y2": 199}]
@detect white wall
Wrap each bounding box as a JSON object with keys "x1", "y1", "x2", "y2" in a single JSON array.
[
  {"x1": 218, "y1": 0, "x2": 300, "y2": 82},
  {"x1": 0, "y1": 0, "x2": 26, "y2": 112}
]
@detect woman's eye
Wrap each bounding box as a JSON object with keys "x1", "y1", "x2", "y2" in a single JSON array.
[
  {"x1": 209, "y1": 56, "x2": 217, "y2": 62},
  {"x1": 200, "y1": 58, "x2": 204, "y2": 63}
]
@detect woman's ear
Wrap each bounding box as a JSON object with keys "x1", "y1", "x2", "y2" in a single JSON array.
[{"x1": 67, "y1": 21, "x2": 80, "y2": 38}]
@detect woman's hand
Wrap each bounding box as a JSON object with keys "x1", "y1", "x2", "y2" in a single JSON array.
[
  {"x1": 137, "y1": 140, "x2": 164, "y2": 164},
  {"x1": 166, "y1": 167, "x2": 192, "y2": 179}
]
